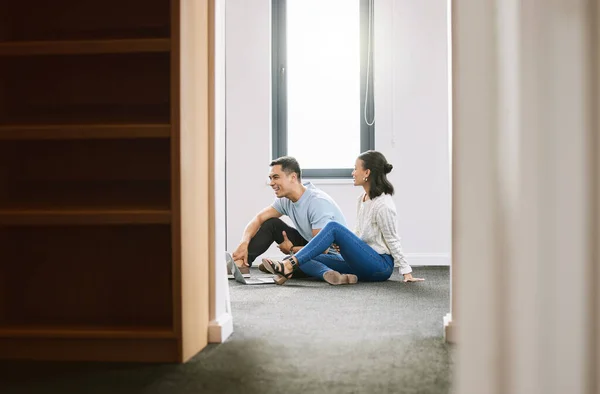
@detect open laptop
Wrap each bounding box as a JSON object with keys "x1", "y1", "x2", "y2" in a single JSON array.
[{"x1": 226, "y1": 252, "x2": 275, "y2": 285}]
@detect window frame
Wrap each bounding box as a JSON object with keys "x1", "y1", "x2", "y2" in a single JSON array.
[{"x1": 271, "y1": 0, "x2": 375, "y2": 179}]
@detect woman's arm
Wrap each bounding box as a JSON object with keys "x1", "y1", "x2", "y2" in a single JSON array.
[
  {"x1": 375, "y1": 206, "x2": 413, "y2": 275},
  {"x1": 354, "y1": 193, "x2": 363, "y2": 235}
]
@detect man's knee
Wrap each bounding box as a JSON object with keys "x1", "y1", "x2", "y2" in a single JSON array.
[{"x1": 262, "y1": 217, "x2": 284, "y2": 229}]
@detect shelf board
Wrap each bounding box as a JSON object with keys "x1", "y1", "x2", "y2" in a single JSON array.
[
  {"x1": 0, "y1": 325, "x2": 175, "y2": 339},
  {"x1": 0, "y1": 208, "x2": 171, "y2": 225},
  {"x1": 0, "y1": 38, "x2": 171, "y2": 56},
  {"x1": 0, "y1": 124, "x2": 171, "y2": 140}
]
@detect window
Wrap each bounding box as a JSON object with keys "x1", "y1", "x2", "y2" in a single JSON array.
[{"x1": 272, "y1": 0, "x2": 375, "y2": 178}]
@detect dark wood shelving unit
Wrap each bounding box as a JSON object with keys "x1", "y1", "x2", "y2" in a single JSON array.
[
  {"x1": 0, "y1": 38, "x2": 170, "y2": 56},
  {"x1": 0, "y1": 0, "x2": 213, "y2": 362}
]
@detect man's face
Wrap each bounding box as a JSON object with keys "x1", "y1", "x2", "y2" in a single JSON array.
[{"x1": 268, "y1": 165, "x2": 295, "y2": 198}]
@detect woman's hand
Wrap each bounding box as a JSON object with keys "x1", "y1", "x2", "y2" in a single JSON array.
[{"x1": 403, "y1": 273, "x2": 425, "y2": 283}]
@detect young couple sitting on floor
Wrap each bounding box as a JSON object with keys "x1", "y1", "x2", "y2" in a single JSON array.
[{"x1": 230, "y1": 151, "x2": 424, "y2": 286}]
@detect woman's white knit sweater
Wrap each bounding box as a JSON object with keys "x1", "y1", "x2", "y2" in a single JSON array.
[{"x1": 354, "y1": 193, "x2": 412, "y2": 275}]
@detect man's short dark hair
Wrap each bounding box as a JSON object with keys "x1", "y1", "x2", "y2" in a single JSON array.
[{"x1": 270, "y1": 156, "x2": 302, "y2": 181}]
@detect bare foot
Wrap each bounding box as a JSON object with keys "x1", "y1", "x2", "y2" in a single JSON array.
[{"x1": 323, "y1": 271, "x2": 358, "y2": 285}]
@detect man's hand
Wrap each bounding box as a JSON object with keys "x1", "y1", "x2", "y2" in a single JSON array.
[
  {"x1": 321, "y1": 243, "x2": 339, "y2": 255},
  {"x1": 232, "y1": 242, "x2": 250, "y2": 267},
  {"x1": 403, "y1": 273, "x2": 425, "y2": 283},
  {"x1": 277, "y1": 231, "x2": 294, "y2": 254}
]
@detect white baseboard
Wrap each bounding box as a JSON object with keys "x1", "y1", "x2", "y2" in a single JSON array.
[
  {"x1": 443, "y1": 313, "x2": 456, "y2": 343},
  {"x1": 208, "y1": 313, "x2": 233, "y2": 343},
  {"x1": 405, "y1": 253, "x2": 450, "y2": 267}
]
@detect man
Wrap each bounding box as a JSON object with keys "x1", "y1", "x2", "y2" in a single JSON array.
[{"x1": 230, "y1": 156, "x2": 347, "y2": 275}]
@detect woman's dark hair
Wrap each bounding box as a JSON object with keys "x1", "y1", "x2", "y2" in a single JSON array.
[
  {"x1": 270, "y1": 156, "x2": 302, "y2": 181},
  {"x1": 358, "y1": 150, "x2": 394, "y2": 199}
]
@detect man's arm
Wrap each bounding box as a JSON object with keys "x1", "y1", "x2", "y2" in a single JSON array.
[{"x1": 232, "y1": 206, "x2": 281, "y2": 266}]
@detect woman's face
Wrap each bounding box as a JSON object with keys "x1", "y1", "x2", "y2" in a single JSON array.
[{"x1": 352, "y1": 158, "x2": 369, "y2": 187}]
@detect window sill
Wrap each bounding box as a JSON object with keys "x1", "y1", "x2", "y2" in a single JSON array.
[
  {"x1": 264, "y1": 178, "x2": 354, "y2": 187},
  {"x1": 303, "y1": 178, "x2": 354, "y2": 185}
]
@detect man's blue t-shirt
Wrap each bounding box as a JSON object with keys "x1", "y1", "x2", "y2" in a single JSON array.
[{"x1": 271, "y1": 182, "x2": 347, "y2": 243}]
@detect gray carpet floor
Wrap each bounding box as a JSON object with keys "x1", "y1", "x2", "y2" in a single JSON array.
[{"x1": 0, "y1": 266, "x2": 454, "y2": 394}]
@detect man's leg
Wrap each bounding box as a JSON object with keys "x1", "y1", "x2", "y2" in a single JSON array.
[{"x1": 246, "y1": 217, "x2": 306, "y2": 266}]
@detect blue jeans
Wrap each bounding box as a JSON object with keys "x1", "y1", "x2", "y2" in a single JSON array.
[{"x1": 294, "y1": 221, "x2": 395, "y2": 282}]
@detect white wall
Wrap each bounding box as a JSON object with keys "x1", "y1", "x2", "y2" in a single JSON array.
[
  {"x1": 208, "y1": 0, "x2": 232, "y2": 343},
  {"x1": 452, "y1": 0, "x2": 599, "y2": 393},
  {"x1": 225, "y1": 0, "x2": 451, "y2": 267}
]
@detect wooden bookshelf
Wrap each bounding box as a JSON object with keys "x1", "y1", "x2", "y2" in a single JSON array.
[
  {"x1": 0, "y1": 0, "x2": 170, "y2": 42},
  {"x1": 0, "y1": 0, "x2": 212, "y2": 363},
  {"x1": 0, "y1": 38, "x2": 171, "y2": 56},
  {"x1": 0, "y1": 209, "x2": 172, "y2": 225},
  {"x1": 0, "y1": 326, "x2": 176, "y2": 339},
  {"x1": 0, "y1": 124, "x2": 171, "y2": 140},
  {"x1": 0, "y1": 52, "x2": 171, "y2": 125}
]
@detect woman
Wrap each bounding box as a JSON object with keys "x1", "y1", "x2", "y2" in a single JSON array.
[{"x1": 262, "y1": 150, "x2": 424, "y2": 285}]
